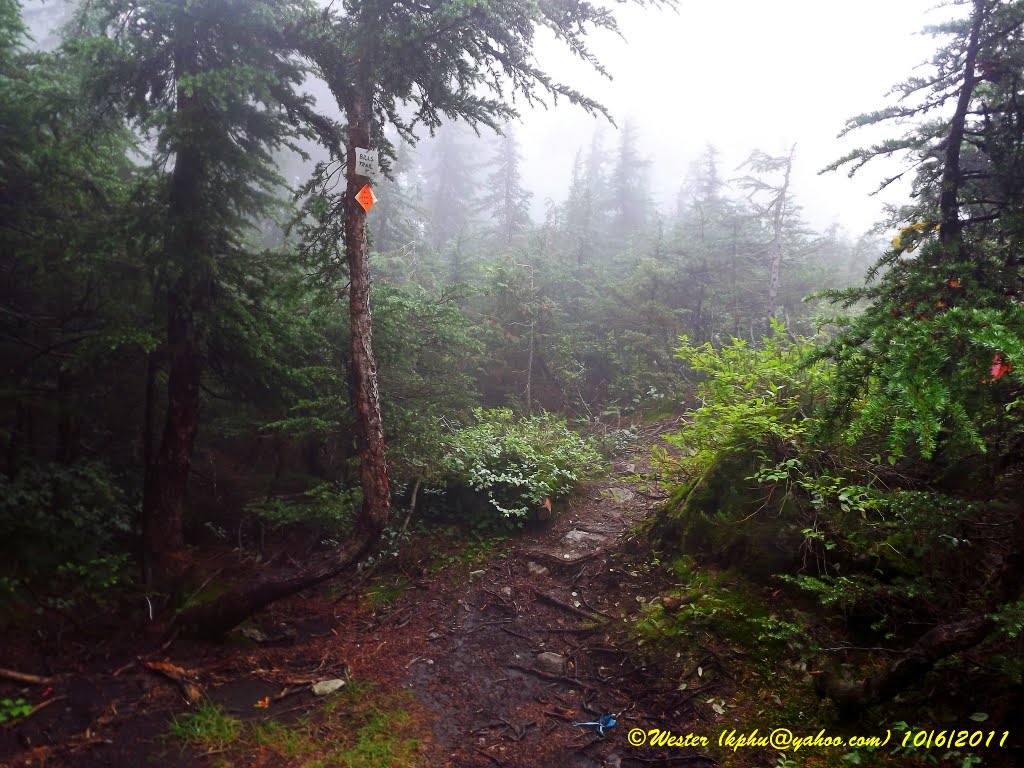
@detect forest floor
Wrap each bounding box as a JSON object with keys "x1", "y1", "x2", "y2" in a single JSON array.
[{"x1": 0, "y1": 425, "x2": 859, "y2": 768}]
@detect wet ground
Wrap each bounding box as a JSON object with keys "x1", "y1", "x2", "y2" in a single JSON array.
[{"x1": 0, "y1": 426, "x2": 724, "y2": 767}]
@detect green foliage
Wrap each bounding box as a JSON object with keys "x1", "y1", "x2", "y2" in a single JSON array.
[
  {"x1": 362, "y1": 575, "x2": 410, "y2": 608},
  {"x1": 635, "y1": 565, "x2": 815, "y2": 653},
  {"x1": 0, "y1": 462, "x2": 133, "y2": 578},
  {"x1": 662, "y1": 320, "x2": 831, "y2": 478},
  {"x1": 169, "y1": 684, "x2": 421, "y2": 768},
  {"x1": 441, "y1": 408, "x2": 600, "y2": 521},
  {"x1": 990, "y1": 600, "x2": 1024, "y2": 640},
  {"x1": 813, "y1": 277, "x2": 1024, "y2": 460},
  {"x1": 244, "y1": 482, "x2": 361, "y2": 534},
  {"x1": 427, "y1": 531, "x2": 511, "y2": 572},
  {"x1": 0, "y1": 697, "x2": 33, "y2": 724},
  {"x1": 816, "y1": 0, "x2": 1024, "y2": 464},
  {"x1": 373, "y1": 282, "x2": 484, "y2": 484}
]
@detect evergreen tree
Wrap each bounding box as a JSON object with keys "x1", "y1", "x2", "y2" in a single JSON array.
[
  {"x1": 562, "y1": 129, "x2": 612, "y2": 270},
  {"x1": 609, "y1": 119, "x2": 652, "y2": 243},
  {"x1": 181, "y1": 0, "x2": 673, "y2": 633},
  {"x1": 423, "y1": 122, "x2": 483, "y2": 280},
  {"x1": 71, "y1": 0, "x2": 323, "y2": 587},
  {"x1": 367, "y1": 135, "x2": 426, "y2": 263},
  {"x1": 818, "y1": 0, "x2": 1024, "y2": 461},
  {"x1": 478, "y1": 125, "x2": 534, "y2": 246},
  {"x1": 813, "y1": 0, "x2": 1024, "y2": 710},
  {"x1": 610, "y1": 120, "x2": 651, "y2": 241}
]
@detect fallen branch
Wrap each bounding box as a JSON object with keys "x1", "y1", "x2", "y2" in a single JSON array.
[
  {"x1": 272, "y1": 685, "x2": 307, "y2": 703},
  {"x1": 540, "y1": 626, "x2": 600, "y2": 635},
  {"x1": 143, "y1": 660, "x2": 203, "y2": 705},
  {"x1": 533, "y1": 589, "x2": 605, "y2": 622},
  {"x1": 500, "y1": 626, "x2": 534, "y2": 644},
  {"x1": 507, "y1": 663, "x2": 596, "y2": 691},
  {"x1": 543, "y1": 710, "x2": 573, "y2": 722},
  {"x1": 0, "y1": 667, "x2": 53, "y2": 686},
  {"x1": 474, "y1": 747, "x2": 505, "y2": 766},
  {"x1": 577, "y1": 589, "x2": 613, "y2": 620}
]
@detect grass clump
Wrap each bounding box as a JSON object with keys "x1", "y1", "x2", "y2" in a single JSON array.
[
  {"x1": 167, "y1": 682, "x2": 425, "y2": 767},
  {"x1": 168, "y1": 702, "x2": 241, "y2": 750}
]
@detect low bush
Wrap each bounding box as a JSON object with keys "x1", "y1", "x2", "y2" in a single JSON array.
[{"x1": 440, "y1": 407, "x2": 601, "y2": 522}]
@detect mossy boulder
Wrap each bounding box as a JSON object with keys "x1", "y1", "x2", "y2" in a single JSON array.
[{"x1": 651, "y1": 444, "x2": 805, "y2": 581}]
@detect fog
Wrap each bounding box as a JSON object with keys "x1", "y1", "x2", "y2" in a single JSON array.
[
  {"x1": 514, "y1": 0, "x2": 947, "y2": 234},
  {"x1": 21, "y1": 0, "x2": 950, "y2": 235}
]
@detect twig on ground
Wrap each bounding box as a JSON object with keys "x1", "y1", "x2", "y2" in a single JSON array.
[
  {"x1": 500, "y1": 626, "x2": 534, "y2": 643},
  {"x1": 474, "y1": 747, "x2": 505, "y2": 766},
  {"x1": 533, "y1": 589, "x2": 606, "y2": 622},
  {"x1": 0, "y1": 667, "x2": 53, "y2": 685},
  {"x1": 507, "y1": 663, "x2": 596, "y2": 691},
  {"x1": 143, "y1": 660, "x2": 203, "y2": 705},
  {"x1": 577, "y1": 589, "x2": 613, "y2": 619}
]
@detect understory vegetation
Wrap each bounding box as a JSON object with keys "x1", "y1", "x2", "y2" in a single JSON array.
[{"x1": 2, "y1": 0, "x2": 1024, "y2": 765}]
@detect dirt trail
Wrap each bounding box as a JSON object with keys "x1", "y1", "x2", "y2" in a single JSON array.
[
  {"x1": 384, "y1": 430, "x2": 714, "y2": 767},
  {"x1": 404, "y1": 462, "x2": 660, "y2": 767},
  {"x1": 1, "y1": 427, "x2": 718, "y2": 768}
]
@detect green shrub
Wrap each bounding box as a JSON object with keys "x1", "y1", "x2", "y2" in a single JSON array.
[
  {"x1": 441, "y1": 408, "x2": 601, "y2": 521},
  {"x1": 0, "y1": 461, "x2": 133, "y2": 577},
  {"x1": 244, "y1": 481, "x2": 360, "y2": 534},
  {"x1": 661, "y1": 320, "x2": 831, "y2": 479}
]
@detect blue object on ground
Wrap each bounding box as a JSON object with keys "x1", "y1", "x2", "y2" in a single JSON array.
[{"x1": 572, "y1": 713, "x2": 617, "y2": 736}]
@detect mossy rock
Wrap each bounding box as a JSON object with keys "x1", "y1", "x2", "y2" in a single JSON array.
[{"x1": 652, "y1": 445, "x2": 804, "y2": 581}]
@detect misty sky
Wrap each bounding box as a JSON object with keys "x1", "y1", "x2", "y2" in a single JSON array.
[
  {"x1": 21, "y1": 0, "x2": 955, "y2": 237},
  {"x1": 514, "y1": 0, "x2": 952, "y2": 235}
]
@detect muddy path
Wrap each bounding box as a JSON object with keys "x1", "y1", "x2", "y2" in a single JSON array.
[
  {"x1": 1, "y1": 425, "x2": 722, "y2": 767},
  {"x1": 398, "y1": 451, "x2": 694, "y2": 768}
]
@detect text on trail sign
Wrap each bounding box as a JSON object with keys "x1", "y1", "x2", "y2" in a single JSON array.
[{"x1": 355, "y1": 148, "x2": 380, "y2": 179}]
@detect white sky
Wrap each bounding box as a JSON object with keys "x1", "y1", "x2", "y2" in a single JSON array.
[
  {"x1": 21, "y1": 0, "x2": 955, "y2": 236},
  {"x1": 514, "y1": 0, "x2": 952, "y2": 235}
]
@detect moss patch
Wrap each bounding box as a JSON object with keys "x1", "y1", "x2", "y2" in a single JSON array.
[
  {"x1": 167, "y1": 681, "x2": 430, "y2": 767},
  {"x1": 651, "y1": 445, "x2": 805, "y2": 581}
]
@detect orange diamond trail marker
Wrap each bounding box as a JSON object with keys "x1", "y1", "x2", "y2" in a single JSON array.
[{"x1": 355, "y1": 184, "x2": 376, "y2": 213}]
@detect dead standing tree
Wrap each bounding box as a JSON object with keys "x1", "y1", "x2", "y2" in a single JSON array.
[{"x1": 736, "y1": 145, "x2": 796, "y2": 332}]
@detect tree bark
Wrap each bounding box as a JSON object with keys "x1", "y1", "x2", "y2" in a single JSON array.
[
  {"x1": 939, "y1": 0, "x2": 987, "y2": 249},
  {"x1": 169, "y1": 534, "x2": 382, "y2": 640},
  {"x1": 168, "y1": 75, "x2": 394, "y2": 640},
  {"x1": 141, "y1": 27, "x2": 206, "y2": 590},
  {"x1": 343, "y1": 79, "x2": 391, "y2": 548},
  {"x1": 142, "y1": 291, "x2": 202, "y2": 588}
]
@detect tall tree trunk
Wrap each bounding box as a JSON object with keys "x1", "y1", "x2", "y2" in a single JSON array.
[
  {"x1": 56, "y1": 368, "x2": 76, "y2": 463},
  {"x1": 939, "y1": 0, "x2": 987, "y2": 250},
  {"x1": 169, "y1": 77, "x2": 393, "y2": 639},
  {"x1": 142, "y1": 290, "x2": 202, "y2": 588},
  {"x1": 141, "y1": 30, "x2": 205, "y2": 590},
  {"x1": 142, "y1": 350, "x2": 157, "y2": 474},
  {"x1": 343, "y1": 79, "x2": 391, "y2": 545}
]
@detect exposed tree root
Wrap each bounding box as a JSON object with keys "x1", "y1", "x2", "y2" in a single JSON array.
[{"x1": 818, "y1": 612, "x2": 995, "y2": 716}]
